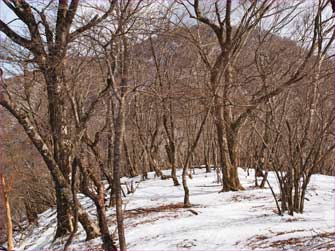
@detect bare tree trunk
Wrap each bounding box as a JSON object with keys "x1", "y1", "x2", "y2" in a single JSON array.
[
  {"x1": 149, "y1": 34, "x2": 180, "y2": 186},
  {"x1": 64, "y1": 159, "x2": 79, "y2": 251},
  {"x1": 113, "y1": 99, "x2": 127, "y2": 251},
  {"x1": 44, "y1": 59, "x2": 79, "y2": 238},
  {"x1": 259, "y1": 171, "x2": 268, "y2": 188},
  {"x1": 123, "y1": 136, "x2": 137, "y2": 177},
  {"x1": 55, "y1": 181, "x2": 99, "y2": 240},
  {"x1": 54, "y1": 184, "x2": 74, "y2": 238},
  {"x1": 1, "y1": 174, "x2": 14, "y2": 251},
  {"x1": 78, "y1": 156, "x2": 116, "y2": 251},
  {"x1": 204, "y1": 131, "x2": 211, "y2": 173},
  {"x1": 165, "y1": 142, "x2": 180, "y2": 186},
  {"x1": 142, "y1": 152, "x2": 148, "y2": 180},
  {"x1": 182, "y1": 165, "x2": 191, "y2": 208},
  {"x1": 96, "y1": 203, "x2": 116, "y2": 251},
  {"x1": 182, "y1": 108, "x2": 210, "y2": 207},
  {"x1": 78, "y1": 201, "x2": 100, "y2": 240}
]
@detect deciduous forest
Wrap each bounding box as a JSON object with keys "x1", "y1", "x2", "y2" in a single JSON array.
[{"x1": 0, "y1": 0, "x2": 334, "y2": 250}]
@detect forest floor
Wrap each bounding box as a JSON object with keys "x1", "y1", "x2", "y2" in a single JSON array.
[{"x1": 13, "y1": 168, "x2": 334, "y2": 250}]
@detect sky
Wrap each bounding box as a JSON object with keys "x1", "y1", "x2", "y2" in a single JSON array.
[
  {"x1": 0, "y1": 0, "x2": 23, "y2": 31},
  {"x1": 0, "y1": 1, "x2": 21, "y2": 77},
  {"x1": 0, "y1": 1, "x2": 13, "y2": 21}
]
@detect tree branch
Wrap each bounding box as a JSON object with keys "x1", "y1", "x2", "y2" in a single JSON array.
[
  {"x1": 0, "y1": 20, "x2": 32, "y2": 49},
  {"x1": 69, "y1": 0, "x2": 117, "y2": 41}
]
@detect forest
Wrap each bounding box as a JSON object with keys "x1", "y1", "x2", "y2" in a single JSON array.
[{"x1": 0, "y1": 0, "x2": 334, "y2": 250}]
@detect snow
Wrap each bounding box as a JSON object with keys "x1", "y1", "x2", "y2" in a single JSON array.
[{"x1": 12, "y1": 168, "x2": 334, "y2": 250}]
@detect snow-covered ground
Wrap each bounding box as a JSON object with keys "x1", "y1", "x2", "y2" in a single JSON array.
[{"x1": 13, "y1": 168, "x2": 334, "y2": 250}]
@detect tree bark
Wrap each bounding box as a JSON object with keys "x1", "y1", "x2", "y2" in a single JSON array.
[
  {"x1": 96, "y1": 203, "x2": 116, "y2": 251},
  {"x1": 54, "y1": 183, "x2": 74, "y2": 238},
  {"x1": 113, "y1": 99, "x2": 127, "y2": 251},
  {"x1": 78, "y1": 156, "x2": 115, "y2": 250},
  {"x1": 1, "y1": 174, "x2": 14, "y2": 251},
  {"x1": 182, "y1": 163, "x2": 191, "y2": 208},
  {"x1": 182, "y1": 108, "x2": 210, "y2": 207},
  {"x1": 123, "y1": 136, "x2": 137, "y2": 177}
]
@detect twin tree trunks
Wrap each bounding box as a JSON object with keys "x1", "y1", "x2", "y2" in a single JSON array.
[{"x1": 45, "y1": 64, "x2": 100, "y2": 240}]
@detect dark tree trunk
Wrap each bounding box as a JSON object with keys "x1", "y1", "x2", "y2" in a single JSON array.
[
  {"x1": 96, "y1": 203, "x2": 116, "y2": 251},
  {"x1": 260, "y1": 171, "x2": 268, "y2": 188},
  {"x1": 44, "y1": 63, "x2": 77, "y2": 238},
  {"x1": 54, "y1": 184, "x2": 74, "y2": 238},
  {"x1": 204, "y1": 152, "x2": 211, "y2": 173},
  {"x1": 78, "y1": 157, "x2": 115, "y2": 249},
  {"x1": 224, "y1": 121, "x2": 244, "y2": 191},
  {"x1": 55, "y1": 182, "x2": 99, "y2": 240},
  {"x1": 77, "y1": 206, "x2": 100, "y2": 241},
  {"x1": 214, "y1": 113, "x2": 230, "y2": 191},
  {"x1": 165, "y1": 143, "x2": 180, "y2": 186}
]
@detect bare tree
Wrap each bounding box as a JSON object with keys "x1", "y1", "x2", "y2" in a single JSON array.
[
  {"x1": 149, "y1": 35, "x2": 181, "y2": 186},
  {"x1": 87, "y1": 1, "x2": 149, "y2": 249},
  {"x1": 78, "y1": 154, "x2": 117, "y2": 251},
  {"x1": 181, "y1": 102, "x2": 211, "y2": 207},
  {"x1": 0, "y1": 0, "x2": 118, "y2": 240},
  {"x1": 178, "y1": 0, "x2": 333, "y2": 192}
]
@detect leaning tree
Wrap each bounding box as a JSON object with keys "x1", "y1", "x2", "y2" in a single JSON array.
[{"x1": 0, "y1": 0, "x2": 118, "y2": 239}]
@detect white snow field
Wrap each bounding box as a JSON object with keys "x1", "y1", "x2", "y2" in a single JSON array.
[{"x1": 13, "y1": 168, "x2": 334, "y2": 250}]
